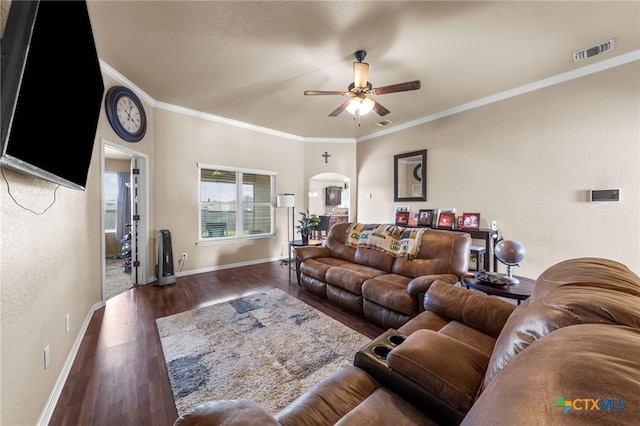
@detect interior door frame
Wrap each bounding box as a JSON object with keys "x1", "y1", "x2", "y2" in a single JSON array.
[{"x1": 101, "y1": 138, "x2": 150, "y2": 301}]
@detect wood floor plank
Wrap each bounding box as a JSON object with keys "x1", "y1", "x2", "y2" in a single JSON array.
[{"x1": 49, "y1": 261, "x2": 384, "y2": 425}]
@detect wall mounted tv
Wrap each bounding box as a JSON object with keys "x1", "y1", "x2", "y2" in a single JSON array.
[{"x1": 1, "y1": 0, "x2": 104, "y2": 191}]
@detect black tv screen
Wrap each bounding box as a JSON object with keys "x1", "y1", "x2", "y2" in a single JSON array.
[{"x1": 1, "y1": 0, "x2": 104, "y2": 190}]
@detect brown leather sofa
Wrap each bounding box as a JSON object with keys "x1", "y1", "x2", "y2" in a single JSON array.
[
  {"x1": 294, "y1": 222, "x2": 472, "y2": 329},
  {"x1": 174, "y1": 257, "x2": 640, "y2": 425}
]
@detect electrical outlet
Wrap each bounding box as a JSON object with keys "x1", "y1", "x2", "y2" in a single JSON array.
[
  {"x1": 65, "y1": 314, "x2": 70, "y2": 334},
  {"x1": 181, "y1": 252, "x2": 188, "y2": 261},
  {"x1": 44, "y1": 345, "x2": 50, "y2": 369},
  {"x1": 491, "y1": 221, "x2": 498, "y2": 230}
]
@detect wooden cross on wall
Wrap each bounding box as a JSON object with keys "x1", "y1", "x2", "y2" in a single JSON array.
[{"x1": 322, "y1": 151, "x2": 331, "y2": 164}]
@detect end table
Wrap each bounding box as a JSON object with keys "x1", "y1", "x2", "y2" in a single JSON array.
[{"x1": 464, "y1": 275, "x2": 535, "y2": 305}]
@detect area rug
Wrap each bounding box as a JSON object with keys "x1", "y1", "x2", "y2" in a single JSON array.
[{"x1": 156, "y1": 288, "x2": 371, "y2": 416}]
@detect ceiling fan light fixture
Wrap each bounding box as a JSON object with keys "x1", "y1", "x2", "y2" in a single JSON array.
[
  {"x1": 360, "y1": 98, "x2": 375, "y2": 115},
  {"x1": 346, "y1": 98, "x2": 361, "y2": 114}
]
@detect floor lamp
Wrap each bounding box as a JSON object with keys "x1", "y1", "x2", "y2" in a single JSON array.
[{"x1": 276, "y1": 194, "x2": 295, "y2": 263}]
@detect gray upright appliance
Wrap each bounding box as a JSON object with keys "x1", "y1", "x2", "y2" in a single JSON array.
[{"x1": 156, "y1": 229, "x2": 176, "y2": 286}]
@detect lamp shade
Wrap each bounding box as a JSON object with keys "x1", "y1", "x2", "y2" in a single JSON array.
[
  {"x1": 276, "y1": 194, "x2": 295, "y2": 208},
  {"x1": 359, "y1": 98, "x2": 375, "y2": 115}
]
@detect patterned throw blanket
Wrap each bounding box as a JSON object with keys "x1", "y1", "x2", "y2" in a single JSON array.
[{"x1": 346, "y1": 223, "x2": 428, "y2": 259}]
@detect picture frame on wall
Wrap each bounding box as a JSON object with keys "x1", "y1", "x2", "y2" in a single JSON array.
[
  {"x1": 437, "y1": 211, "x2": 456, "y2": 228},
  {"x1": 418, "y1": 209, "x2": 434, "y2": 227},
  {"x1": 462, "y1": 212, "x2": 481, "y2": 229}
]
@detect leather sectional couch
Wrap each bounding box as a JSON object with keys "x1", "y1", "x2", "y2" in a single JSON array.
[
  {"x1": 174, "y1": 257, "x2": 640, "y2": 425},
  {"x1": 294, "y1": 222, "x2": 472, "y2": 329}
]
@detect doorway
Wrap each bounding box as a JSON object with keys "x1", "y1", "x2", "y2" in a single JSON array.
[
  {"x1": 101, "y1": 140, "x2": 149, "y2": 301},
  {"x1": 308, "y1": 173, "x2": 350, "y2": 233}
]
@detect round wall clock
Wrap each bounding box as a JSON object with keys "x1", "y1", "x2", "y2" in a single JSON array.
[{"x1": 104, "y1": 86, "x2": 147, "y2": 142}]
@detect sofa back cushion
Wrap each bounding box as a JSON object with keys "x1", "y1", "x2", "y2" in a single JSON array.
[
  {"x1": 392, "y1": 229, "x2": 471, "y2": 279},
  {"x1": 484, "y1": 257, "x2": 640, "y2": 388},
  {"x1": 464, "y1": 324, "x2": 640, "y2": 425},
  {"x1": 354, "y1": 246, "x2": 395, "y2": 272},
  {"x1": 424, "y1": 282, "x2": 516, "y2": 339},
  {"x1": 530, "y1": 257, "x2": 640, "y2": 302},
  {"x1": 324, "y1": 222, "x2": 356, "y2": 263}
]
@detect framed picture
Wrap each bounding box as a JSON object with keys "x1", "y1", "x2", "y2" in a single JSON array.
[
  {"x1": 417, "y1": 209, "x2": 434, "y2": 227},
  {"x1": 437, "y1": 211, "x2": 456, "y2": 228},
  {"x1": 457, "y1": 216, "x2": 464, "y2": 228},
  {"x1": 462, "y1": 212, "x2": 481, "y2": 229},
  {"x1": 395, "y1": 210, "x2": 409, "y2": 226}
]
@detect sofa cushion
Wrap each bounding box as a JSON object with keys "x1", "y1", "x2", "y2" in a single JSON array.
[
  {"x1": 397, "y1": 310, "x2": 450, "y2": 335},
  {"x1": 464, "y1": 325, "x2": 640, "y2": 426},
  {"x1": 336, "y1": 387, "x2": 438, "y2": 426},
  {"x1": 391, "y1": 229, "x2": 471, "y2": 279},
  {"x1": 485, "y1": 283, "x2": 640, "y2": 388},
  {"x1": 300, "y1": 257, "x2": 352, "y2": 282},
  {"x1": 362, "y1": 274, "x2": 414, "y2": 315},
  {"x1": 423, "y1": 282, "x2": 516, "y2": 339},
  {"x1": 387, "y1": 329, "x2": 490, "y2": 413},
  {"x1": 325, "y1": 264, "x2": 385, "y2": 294},
  {"x1": 529, "y1": 257, "x2": 640, "y2": 303},
  {"x1": 354, "y1": 246, "x2": 394, "y2": 272},
  {"x1": 275, "y1": 365, "x2": 380, "y2": 426}
]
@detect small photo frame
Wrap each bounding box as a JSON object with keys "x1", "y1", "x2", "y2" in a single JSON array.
[
  {"x1": 418, "y1": 209, "x2": 434, "y2": 227},
  {"x1": 462, "y1": 212, "x2": 481, "y2": 229},
  {"x1": 457, "y1": 216, "x2": 464, "y2": 228},
  {"x1": 395, "y1": 210, "x2": 409, "y2": 226},
  {"x1": 437, "y1": 211, "x2": 456, "y2": 228}
]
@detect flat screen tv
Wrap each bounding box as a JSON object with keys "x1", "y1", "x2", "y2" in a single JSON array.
[{"x1": 1, "y1": 0, "x2": 104, "y2": 191}]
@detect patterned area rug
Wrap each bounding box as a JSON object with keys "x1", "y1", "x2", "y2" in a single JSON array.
[{"x1": 156, "y1": 288, "x2": 371, "y2": 416}]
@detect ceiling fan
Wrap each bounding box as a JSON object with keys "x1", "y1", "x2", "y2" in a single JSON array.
[{"x1": 304, "y1": 50, "x2": 421, "y2": 118}]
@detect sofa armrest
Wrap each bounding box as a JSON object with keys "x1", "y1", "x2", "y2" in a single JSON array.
[
  {"x1": 173, "y1": 400, "x2": 281, "y2": 426},
  {"x1": 387, "y1": 329, "x2": 490, "y2": 413},
  {"x1": 423, "y1": 281, "x2": 516, "y2": 338},
  {"x1": 407, "y1": 275, "x2": 460, "y2": 302},
  {"x1": 294, "y1": 245, "x2": 330, "y2": 262}
]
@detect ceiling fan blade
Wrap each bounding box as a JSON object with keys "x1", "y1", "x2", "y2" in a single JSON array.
[
  {"x1": 353, "y1": 61, "x2": 369, "y2": 88},
  {"x1": 372, "y1": 100, "x2": 391, "y2": 116},
  {"x1": 370, "y1": 80, "x2": 421, "y2": 95},
  {"x1": 329, "y1": 100, "x2": 352, "y2": 117},
  {"x1": 304, "y1": 90, "x2": 350, "y2": 96}
]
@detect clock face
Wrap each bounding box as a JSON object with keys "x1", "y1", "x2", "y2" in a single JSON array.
[
  {"x1": 105, "y1": 86, "x2": 147, "y2": 142},
  {"x1": 116, "y1": 96, "x2": 143, "y2": 134}
]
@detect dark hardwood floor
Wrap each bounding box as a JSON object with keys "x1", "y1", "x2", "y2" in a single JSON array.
[{"x1": 49, "y1": 261, "x2": 384, "y2": 425}]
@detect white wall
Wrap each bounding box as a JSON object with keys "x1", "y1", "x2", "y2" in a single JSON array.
[{"x1": 356, "y1": 62, "x2": 640, "y2": 278}]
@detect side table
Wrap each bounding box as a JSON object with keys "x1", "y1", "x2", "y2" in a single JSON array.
[
  {"x1": 463, "y1": 275, "x2": 535, "y2": 305},
  {"x1": 289, "y1": 239, "x2": 322, "y2": 280}
]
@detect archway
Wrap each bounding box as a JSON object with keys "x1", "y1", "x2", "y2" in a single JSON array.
[{"x1": 308, "y1": 172, "x2": 350, "y2": 222}]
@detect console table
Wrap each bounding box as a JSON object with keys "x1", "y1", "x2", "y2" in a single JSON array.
[{"x1": 433, "y1": 227, "x2": 499, "y2": 271}]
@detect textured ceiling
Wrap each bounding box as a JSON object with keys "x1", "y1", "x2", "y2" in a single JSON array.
[{"x1": 86, "y1": 1, "x2": 640, "y2": 140}]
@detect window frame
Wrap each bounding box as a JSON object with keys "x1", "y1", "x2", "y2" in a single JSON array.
[{"x1": 198, "y1": 163, "x2": 276, "y2": 244}]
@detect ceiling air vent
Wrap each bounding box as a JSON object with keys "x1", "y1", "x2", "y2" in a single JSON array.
[
  {"x1": 573, "y1": 39, "x2": 614, "y2": 62},
  {"x1": 375, "y1": 120, "x2": 392, "y2": 127}
]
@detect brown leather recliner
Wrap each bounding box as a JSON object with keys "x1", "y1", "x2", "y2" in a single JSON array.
[
  {"x1": 295, "y1": 222, "x2": 471, "y2": 329},
  {"x1": 174, "y1": 258, "x2": 640, "y2": 425}
]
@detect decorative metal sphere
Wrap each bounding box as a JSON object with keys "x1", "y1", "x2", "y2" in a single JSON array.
[{"x1": 494, "y1": 240, "x2": 526, "y2": 266}]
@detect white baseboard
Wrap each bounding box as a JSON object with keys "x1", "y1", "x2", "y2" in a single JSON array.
[{"x1": 38, "y1": 300, "x2": 104, "y2": 426}]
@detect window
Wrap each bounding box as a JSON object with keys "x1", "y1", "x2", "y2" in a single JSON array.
[{"x1": 199, "y1": 164, "x2": 275, "y2": 241}]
